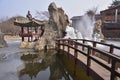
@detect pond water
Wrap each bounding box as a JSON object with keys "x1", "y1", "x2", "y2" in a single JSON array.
[
  {"x1": 0, "y1": 39, "x2": 92, "y2": 80},
  {"x1": 0, "y1": 50, "x2": 92, "y2": 80}
]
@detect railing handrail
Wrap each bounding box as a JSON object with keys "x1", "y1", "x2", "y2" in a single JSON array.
[
  {"x1": 57, "y1": 39, "x2": 120, "y2": 61},
  {"x1": 70, "y1": 39, "x2": 120, "y2": 49}
]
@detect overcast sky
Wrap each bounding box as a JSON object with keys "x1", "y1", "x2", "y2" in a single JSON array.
[{"x1": 0, "y1": 0, "x2": 112, "y2": 18}]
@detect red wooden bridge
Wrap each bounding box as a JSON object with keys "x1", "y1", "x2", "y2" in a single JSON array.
[{"x1": 56, "y1": 39, "x2": 120, "y2": 80}]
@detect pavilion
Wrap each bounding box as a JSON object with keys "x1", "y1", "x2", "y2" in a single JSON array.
[{"x1": 14, "y1": 11, "x2": 45, "y2": 42}]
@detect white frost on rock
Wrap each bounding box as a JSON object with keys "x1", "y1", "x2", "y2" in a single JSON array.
[
  {"x1": 64, "y1": 26, "x2": 83, "y2": 39},
  {"x1": 64, "y1": 26, "x2": 76, "y2": 39}
]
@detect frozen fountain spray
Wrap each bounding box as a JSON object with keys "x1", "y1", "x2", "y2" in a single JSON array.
[
  {"x1": 76, "y1": 9, "x2": 96, "y2": 40},
  {"x1": 65, "y1": 8, "x2": 104, "y2": 42}
]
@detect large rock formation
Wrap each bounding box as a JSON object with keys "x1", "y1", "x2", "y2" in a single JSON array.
[
  {"x1": 48, "y1": 2, "x2": 68, "y2": 38},
  {"x1": 0, "y1": 32, "x2": 7, "y2": 48},
  {"x1": 93, "y1": 20, "x2": 105, "y2": 42},
  {"x1": 34, "y1": 2, "x2": 69, "y2": 51}
]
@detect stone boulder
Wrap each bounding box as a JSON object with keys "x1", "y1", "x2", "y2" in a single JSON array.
[
  {"x1": 0, "y1": 33, "x2": 7, "y2": 48},
  {"x1": 94, "y1": 20, "x2": 105, "y2": 42},
  {"x1": 34, "y1": 37, "x2": 46, "y2": 51},
  {"x1": 20, "y1": 42, "x2": 35, "y2": 49},
  {"x1": 34, "y1": 23, "x2": 57, "y2": 51}
]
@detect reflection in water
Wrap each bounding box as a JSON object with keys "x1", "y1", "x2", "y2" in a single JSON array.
[
  {"x1": 19, "y1": 50, "x2": 93, "y2": 80},
  {"x1": 0, "y1": 49, "x2": 92, "y2": 80},
  {"x1": 59, "y1": 53, "x2": 93, "y2": 80},
  {"x1": 19, "y1": 50, "x2": 71, "y2": 80}
]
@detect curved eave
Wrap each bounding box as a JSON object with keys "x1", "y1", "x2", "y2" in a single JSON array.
[{"x1": 14, "y1": 21, "x2": 44, "y2": 27}]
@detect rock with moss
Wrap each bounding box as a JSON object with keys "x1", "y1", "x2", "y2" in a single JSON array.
[
  {"x1": 0, "y1": 33, "x2": 7, "y2": 48},
  {"x1": 34, "y1": 24, "x2": 57, "y2": 51},
  {"x1": 20, "y1": 42, "x2": 35, "y2": 49}
]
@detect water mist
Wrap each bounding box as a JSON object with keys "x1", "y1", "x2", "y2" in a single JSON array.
[
  {"x1": 76, "y1": 10, "x2": 96, "y2": 40},
  {"x1": 64, "y1": 9, "x2": 96, "y2": 41}
]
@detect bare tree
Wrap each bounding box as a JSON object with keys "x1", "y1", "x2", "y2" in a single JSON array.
[
  {"x1": 35, "y1": 11, "x2": 49, "y2": 21},
  {"x1": 0, "y1": 16, "x2": 20, "y2": 35},
  {"x1": 0, "y1": 16, "x2": 8, "y2": 23},
  {"x1": 109, "y1": 0, "x2": 120, "y2": 8}
]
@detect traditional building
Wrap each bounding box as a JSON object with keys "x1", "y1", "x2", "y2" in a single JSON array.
[
  {"x1": 70, "y1": 16, "x2": 82, "y2": 30},
  {"x1": 100, "y1": 5, "x2": 120, "y2": 38},
  {"x1": 100, "y1": 5, "x2": 120, "y2": 23},
  {"x1": 14, "y1": 11, "x2": 45, "y2": 42},
  {"x1": 71, "y1": 14, "x2": 101, "y2": 30}
]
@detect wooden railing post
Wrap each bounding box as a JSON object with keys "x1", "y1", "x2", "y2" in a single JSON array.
[
  {"x1": 68, "y1": 39, "x2": 70, "y2": 54},
  {"x1": 111, "y1": 58, "x2": 117, "y2": 80},
  {"x1": 108, "y1": 44, "x2": 114, "y2": 64},
  {"x1": 92, "y1": 42, "x2": 96, "y2": 55},
  {"x1": 74, "y1": 41, "x2": 78, "y2": 59},
  {"x1": 82, "y1": 40, "x2": 85, "y2": 51},
  {"x1": 63, "y1": 40, "x2": 65, "y2": 51},
  {"x1": 73, "y1": 41, "x2": 78, "y2": 76},
  {"x1": 75, "y1": 39, "x2": 77, "y2": 42},
  {"x1": 55, "y1": 39, "x2": 57, "y2": 50},
  {"x1": 57, "y1": 40, "x2": 60, "y2": 53},
  {"x1": 87, "y1": 45, "x2": 91, "y2": 76}
]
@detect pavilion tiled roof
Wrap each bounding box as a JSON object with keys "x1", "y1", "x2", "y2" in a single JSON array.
[{"x1": 14, "y1": 18, "x2": 45, "y2": 27}]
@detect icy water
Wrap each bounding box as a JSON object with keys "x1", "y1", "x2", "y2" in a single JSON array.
[
  {"x1": 0, "y1": 39, "x2": 92, "y2": 80},
  {"x1": 96, "y1": 40, "x2": 120, "y2": 56}
]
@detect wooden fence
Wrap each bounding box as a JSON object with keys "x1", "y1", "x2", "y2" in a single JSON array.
[{"x1": 56, "y1": 39, "x2": 120, "y2": 80}]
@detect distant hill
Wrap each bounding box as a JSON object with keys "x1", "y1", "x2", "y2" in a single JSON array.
[{"x1": 0, "y1": 16, "x2": 25, "y2": 35}]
